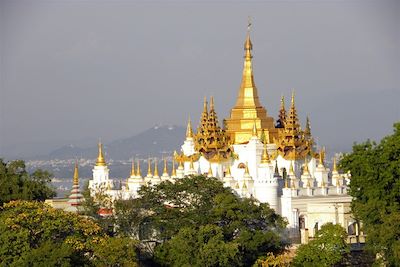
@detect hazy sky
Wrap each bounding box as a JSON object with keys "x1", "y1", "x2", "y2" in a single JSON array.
[{"x1": 1, "y1": 0, "x2": 399, "y2": 157}]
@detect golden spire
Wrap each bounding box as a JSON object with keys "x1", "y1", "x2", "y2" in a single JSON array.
[
  {"x1": 186, "y1": 117, "x2": 193, "y2": 138},
  {"x1": 96, "y1": 141, "x2": 106, "y2": 166},
  {"x1": 304, "y1": 116, "x2": 311, "y2": 136},
  {"x1": 252, "y1": 120, "x2": 258, "y2": 137},
  {"x1": 306, "y1": 179, "x2": 311, "y2": 188},
  {"x1": 130, "y1": 160, "x2": 135, "y2": 177},
  {"x1": 147, "y1": 158, "x2": 153, "y2": 177},
  {"x1": 318, "y1": 150, "x2": 324, "y2": 167},
  {"x1": 333, "y1": 157, "x2": 338, "y2": 172},
  {"x1": 210, "y1": 96, "x2": 215, "y2": 111},
  {"x1": 303, "y1": 158, "x2": 310, "y2": 174},
  {"x1": 189, "y1": 158, "x2": 195, "y2": 170},
  {"x1": 225, "y1": 166, "x2": 231, "y2": 177},
  {"x1": 284, "y1": 177, "x2": 288, "y2": 188},
  {"x1": 171, "y1": 160, "x2": 177, "y2": 176},
  {"x1": 73, "y1": 160, "x2": 79, "y2": 186},
  {"x1": 244, "y1": 162, "x2": 250, "y2": 176},
  {"x1": 203, "y1": 96, "x2": 208, "y2": 113},
  {"x1": 261, "y1": 143, "x2": 270, "y2": 164},
  {"x1": 154, "y1": 159, "x2": 159, "y2": 177},
  {"x1": 208, "y1": 164, "x2": 213, "y2": 177},
  {"x1": 136, "y1": 159, "x2": 141, "y2": 177},
  {"x1": 276, "y1": 95, "x2": 287, "y2": 128},
  {"x1": 289, "y1": 161, "x2": 295, "y2": 175},
  {"x1": 234, "y1": 22, "x2": 262, "y2": 108},
  {"x1": 162, "y1": 158, "x2": 168, "y2": 175}
]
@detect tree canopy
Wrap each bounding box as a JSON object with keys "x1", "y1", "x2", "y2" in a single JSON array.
[
  {"x1": 340, "y1": 122, "x2": 400, "y2": 265},
  {"x1": 0, "y1": 159, "x2": 56, "y2": 205},
  {"x1": 0, "y1": 200, "x2": 138, "y2": 267},
  {"x1": 292, "y1": 223, "x2": 349, "y2": 267},
  {"x1": 112, "y1": 175, "x2": 288, "y2": 266}
]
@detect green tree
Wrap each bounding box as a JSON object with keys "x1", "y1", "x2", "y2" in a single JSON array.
[
  {"x1": 0, "y1": 159, "x2": 56, "y2": 205},
  {"x1": 155, "y1": 224, "x2": 240, "y2": 267},
  {"x1": 0, "y1": 200, "x2": 138, "y2": 266},
  {"x1": 292, "y1": 223, "x2": 349, "y2": 267},
  {"x1": 340, "y1": 122, "x2": 400, "y2": 265},
  {"x1": 114, "y1": 175, "x2": 287, "y2": 266}
]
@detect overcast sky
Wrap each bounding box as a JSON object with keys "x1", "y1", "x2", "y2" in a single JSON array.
[{"x1": 0, "y1": 0, "x2": 399, "y2": 157}]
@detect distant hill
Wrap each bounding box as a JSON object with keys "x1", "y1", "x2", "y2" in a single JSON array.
[{"x1": 44, "y1": 125, "x2": 186, "y2": 160}]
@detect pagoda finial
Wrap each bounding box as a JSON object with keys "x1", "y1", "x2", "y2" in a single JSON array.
[
  {"x1": 186, "y1": 116, "x2": 193, "y2": 138},
  {"x1": 163, "y1": 158, "x2": 168, "y2": 176},
  {"x1": 333, "y1": 157, "x2": 338, "y2": 172},
  {"x1": 274, "y1": 161, "x2": 279, "y2": 176},
  {"x1": 208, "y1": 164, "x2": 213, "y2": 177},
  {"x1": 136, "y1": 159, "x2": 141, "y2": 178},
  {"x1": 244, "y1": 162, "x2": 250, "y2": 176},
  {"x1": 319, "y1": 148, "x2": 325, "y2": 166},
  {"x1": 147, "y1": 158, "x2": 153, "y2": 177},
  {"x1": 303, "y1": 158, "x2": 310, "y2": 174},
  {"x1": 130, "y1": 160, "x2": 135, "y2": 177},
  {"x1": 291, "y1": 90, "x2": 295, "y2": 106},
  {"x1": 96, "y1": 141, "x2": 106, "y2": 166},
  {"x1": 210, "y1": 96, "x2": 215, "y2": 111},
  {"x1": 154, "y1": 159, "x2": 159, "y2": 177},
  {"x1": 73, "y1": 160, "x2": 79, "y2": 186},
  {"x1": 171, "y1": 159, "x2": 177, "y2": 177},
  {"x1": 203, "y1": 97, "x2": 208, "y2": 113},
  {"x1": 261, "y1": 143, "x2": 270, "y2": 164},
  {"x1": 289, "y1": 161, "x2": 295, "y2": 175},
  {"x1": 225, "y1": 166, "x2": 231, "y2": 177},
  {"x1": 252, "y1": 120, "x2": 258, "y2": 137}
]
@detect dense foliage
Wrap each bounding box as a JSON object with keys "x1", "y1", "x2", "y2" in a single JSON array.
[
  {"x1": 292, "y1": 223, "x2": 349, "y2": 267},
  {"x1": 0, "y1": 200, "x2": 138, "y2": 266},
  {"x1": 340, "y1": 122, "x2": 400, "y2": 265},
  {"x1": 0, "y1": 159, "x2": 56, "y2": 205},
  {"x1": 112, "y1": 175, "x2": 288, "y2": 266}
]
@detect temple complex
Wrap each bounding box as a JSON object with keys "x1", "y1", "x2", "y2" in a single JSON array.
[{"x1": 87, "y1": 27, "x2": 354, "y2": 238}]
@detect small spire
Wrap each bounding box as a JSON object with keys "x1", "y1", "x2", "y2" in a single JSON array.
[
  {"x1": 303, "y1": 158, "x2": 310, "y2": 174},
  {"x1": 203, "y1": 97, "x2": 208, "y2": 113},
  {"x1": 319, "y1": 150, "x2": 324, "y2": 166},
  {"x1": 130, "y1": 160, "x2": 135, "y2": 177},
  {"x1": 244, "y1": 162, "x2": 250, "y2": 176},
  {"x1": 304, "y1": 116, "x2": 311, "y2": 136},
  {"x1": 73, "y1": 160, "x2": 79, "y2": 186},
  {"x1": 96, "y1": 141, "x2": 106, "y2": 166},
  {"x1": 274, "y1": 161, "x2": 279, "y2": 176},
  {"x1": 289, "y1": 161, "x2": 295, "y2": 175},
  {"x1": 171, "y1": 160, "x2": 177, "y2": 177},
  {"x1": 189, "y1": 158, "x2": 195, "y2": 171},
  {"x1": 291, "y1": 90, "x2": 295, "y2": 107},
  {"x1": 154, "y1": 159, "x2": 159, "y2": 177},
  {"x1": 136, "y1": 159, "x2": 141, "y2": 177},
  {"x1": 225, "y1": 166, "x2": 231, "y2": 177},
  {"x1": 147, "y1": 158, "x2": 153, "y2": 177},
  {"x1": 210, "y1": 96, "x2": 215, "y2": 111},
  {"x1": 333, "y1": 157, "x2": 338, "y2": 172},
  {"x1": 186, "y1": 117, "x2": 193, "y2": 138},
  {"x1": 163, "y1": 158, "x2": 168, "y2": 176},
  {"x1": 306, "y1": 179, "x2": 311, "y2": 188},
  {"x1": 284, "y1": 177, "x2": 288, "y2": 188},
  {"x1": 208, "y1": 164, "x2": 213, "y2": 177},
  {"x1": 261, "y1": 143, "x2": 270, "y2": 164},
  {"x1": 252, "y1": 120, "x2": 258, "y2": 137}
]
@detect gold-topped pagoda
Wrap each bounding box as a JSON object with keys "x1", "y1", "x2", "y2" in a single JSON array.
[{"x1": 224, "y1": 29, "x2": 276, "y2": 144}]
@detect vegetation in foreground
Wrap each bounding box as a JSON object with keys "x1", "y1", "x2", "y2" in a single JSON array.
[{"x1": 340, "y1": 122, "x2": 400, "y2": 266}]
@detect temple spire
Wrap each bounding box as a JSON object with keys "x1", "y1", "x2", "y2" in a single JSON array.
[
  {"x1": 171, "y1": 160, "x2": 177, "y2": 177},
  {"x1": 153, "y1": 159, "x2": 159, "y2": 177},
  {"x1": 261, "y1": 143, "x2": 270, "y2": 164},
  {"x1": 147, "y1": 158, "x2": 153, "y2": 177},
  {"x1": 186, "y1": 117, "x2": 193, "y2": 138},
  {"x1": 96, "y1": 141, "x2": 106, "y2": 166},
  {"x1": 130, "y1": 160, "x2": 135, "y2": 177},
  {"x1": 136, "y1": 159, "x2": 141, "y2": 177},
  {"x1": 333, "y1": 157, "x2": 338, "y2": 172},
  {"x1": 252, "y1": 120, "x2": 258, "y2": 137},
  {"x1": 73, "y1": 160, "x2": 79, "y2": 185},
  {"x1": 235, "y1": 22, "x2": 262, "y2": 108}
]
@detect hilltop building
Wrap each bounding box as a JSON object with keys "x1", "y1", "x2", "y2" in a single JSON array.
[{"x1": 88, "y1": 29, "x2": 354, "y2": 238}]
